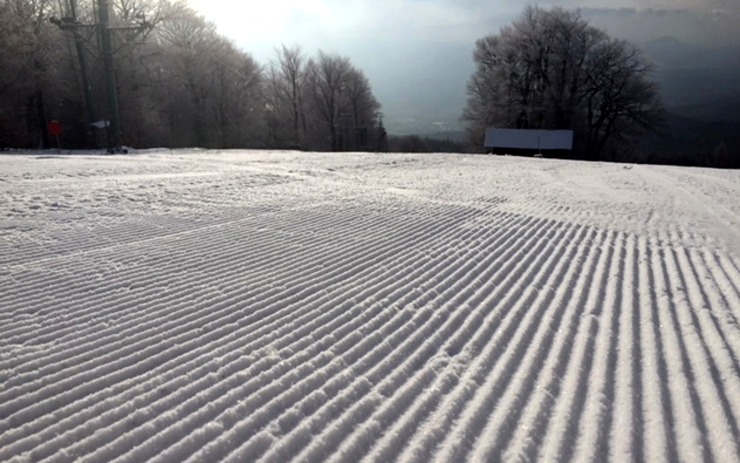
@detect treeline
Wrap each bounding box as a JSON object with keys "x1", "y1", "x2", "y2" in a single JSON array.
[
  {"x1": 388, "y1": 135, "x2": 465, "y2": 153},
  {"x1": 636, "y1": 116, "x2": 740, "y2": 168},
  {"x1": 0, "y1": 0, "x2": 383, "y2": 151}
]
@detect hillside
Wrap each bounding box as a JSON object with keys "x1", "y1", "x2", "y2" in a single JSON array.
[{"x1": 1, "y1": 151, "x2": 739, "y2": 462}]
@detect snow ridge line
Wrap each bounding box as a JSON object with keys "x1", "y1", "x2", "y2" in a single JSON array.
[
  {"x1": 0, "y1": 203, "x2": 445, "y2": 352},
  {"x1": 470, "y1": 225, "x2": 602, "y2": 462},
  {"x1": 1, "y1": 206, "x2": 492, "y2": 456},
  {"x1": 663, "y1": 245, "x2": 740, "y2": 461},
  {"x1": 0, "y1": 170, "x2": 304, "y2": 267},
  {"x1": 1, "y1": 205, "x2": 502, "y2": 458},
  {"x1": 0, "y1": 200, "x2": 390, "y2": 310},
  {"x1": 267, "y1": 219, "x2": 579, "y2": 462},
  {"x1": 108, "y1": 211, "x2": 528, "y2": 458},
  {"x1": 364, "y1": 224, "x2": 589, "y2": 463},
  {"x1": 1, "y1": 153, "x2": 739, "y2": 462},
  {"x1": 465, "y1": 227, "x2": 595, "y2": 463},
  {"x1": 94, "y1": 211, "x2": 502, "y2": 463}
]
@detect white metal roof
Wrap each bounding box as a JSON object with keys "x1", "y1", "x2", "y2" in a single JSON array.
[{"x1": 484, "y1": 128, "x2": 573, "y2": 150}]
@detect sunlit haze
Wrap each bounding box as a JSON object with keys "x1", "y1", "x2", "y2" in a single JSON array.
[
  {"x1": 188, "y1": 0, "x2": 740, "y2": 62},
  {"x1": 183, "y1": 0, "x2": 740, "y2": 134}
]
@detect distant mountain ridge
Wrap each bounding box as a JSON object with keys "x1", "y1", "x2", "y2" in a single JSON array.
[
  {"x1": 640, "y1": 37, "x2": 740, "y2": 71},
  {"x1": 367, "y1": 36, "x2": 740, "y2": 136},
  {"x1": 359, "y1": 40, "x2": 473, "y2": 136},
  {"x1": 639, "y1": 37, "x2": 740, "y2": 110},
  {"x1": 669, "y1": 99, "x2": 740, "y2": 123}
]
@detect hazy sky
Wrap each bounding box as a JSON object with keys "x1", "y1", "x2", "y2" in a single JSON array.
[
  {"x1": 185, "y1": 1, "x2": 740, "y2": 132},
  {"x1": 188, "y1": 0, "x2": 740, "y2": 62}
]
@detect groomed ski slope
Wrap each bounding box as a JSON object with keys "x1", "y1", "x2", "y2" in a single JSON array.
[{"x1": 1, "y1": 151, "x2": 739, "y2": 462}]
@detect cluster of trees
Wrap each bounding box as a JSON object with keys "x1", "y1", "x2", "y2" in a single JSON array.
[
  {"x1": 387, "y1": 135, "x2": 464, "y2": 153},
  {"x1": 265, "y1": 47, "x2": 381, "y2": 151},
  {"x1": 3, "y1": 2, "x2": 704, "y2": 165},
  {"x1": 0, "y1": 0, "x2": 382, "y2": 151},
  {"x1": 462, "y1": 6, "x2": 665, "y2": 161}
]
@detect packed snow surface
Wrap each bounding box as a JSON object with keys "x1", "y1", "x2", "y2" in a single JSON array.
[{"x1": 1, "y1": 151, "x2": 739, "y2": 462}]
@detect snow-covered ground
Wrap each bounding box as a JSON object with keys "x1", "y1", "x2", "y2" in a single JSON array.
[{"x1": 1, "y1": 150, "x2": 739, "y2": 462}]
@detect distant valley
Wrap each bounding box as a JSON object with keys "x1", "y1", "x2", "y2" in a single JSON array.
[{"x1": 368, "y1": 36, "x2": 740, "y2": 158}]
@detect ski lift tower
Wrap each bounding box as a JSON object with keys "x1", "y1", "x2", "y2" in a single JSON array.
[
  {"x1": 97, "y1": 0, "x2": 121, "y2": 151},
  {"x1": 52, "y1": 0, "x2": 153, "y2": 152}
]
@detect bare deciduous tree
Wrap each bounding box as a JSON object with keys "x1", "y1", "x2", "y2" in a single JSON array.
[
  {"x1": 1, "y1": 0, "x2": 379, "y2": 151},
  {"x1": 305, "y1": 51, "x2": 351, "y2": 151},
  {"x1": 0, "y1": 0, "x2": 74, "y2": 148},
  {"x1": 462, "y1": 6, "x2": 664, "y2": 160},
  {"x1": 278, "y1": 45, "x2": 306, "y2": 148},
  {"x1": 302, "y1": 51, "x2": 380, "y2": 151},
  {"x1": 343, "y1": 66, "x2": 380, "y2": 149},
  {"x1": 153, "y1": 5, "x2": 264, "y2": 147},
  {"x1": 263, "y1": 45, "x2": 307, "y2": 149}
]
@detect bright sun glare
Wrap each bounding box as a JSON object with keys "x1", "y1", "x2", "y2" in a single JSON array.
[{"x1": 188, "y1": 0, "x2": 336, "y2": 45}]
